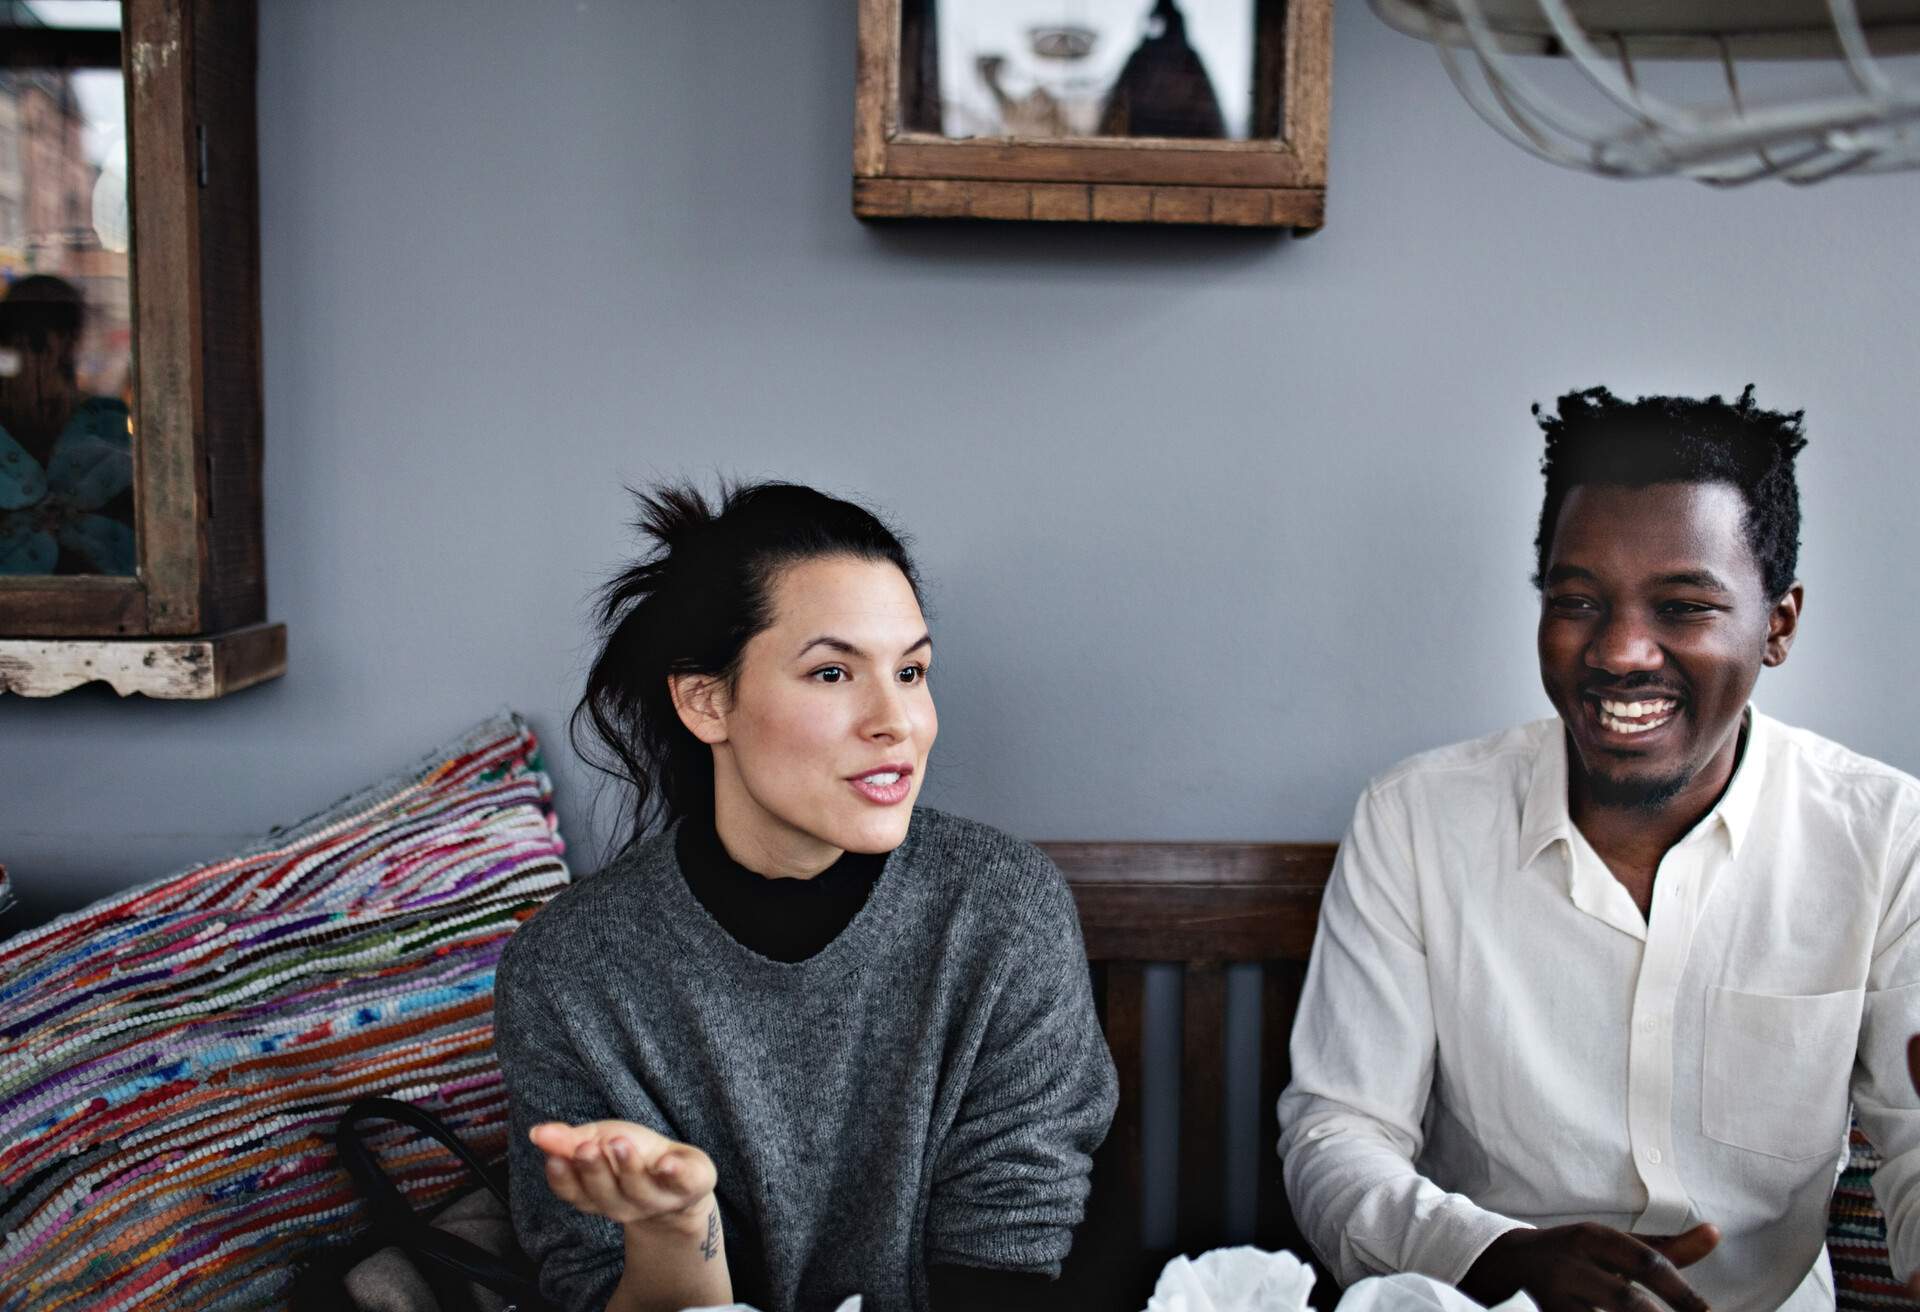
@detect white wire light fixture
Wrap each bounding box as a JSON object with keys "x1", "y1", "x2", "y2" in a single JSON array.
[{"x1": 1371, "y1": 0, "x2": 1920, "y2": 183}]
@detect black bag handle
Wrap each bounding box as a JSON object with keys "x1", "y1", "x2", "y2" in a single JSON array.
[{"x1": 336, "y1": 1096, "x2": 555, "y2": 1311}]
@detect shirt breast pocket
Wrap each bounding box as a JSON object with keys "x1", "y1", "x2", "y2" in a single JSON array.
[{"x1": 1702, "y1": 985, "x2": 1860, "y2": 1162}]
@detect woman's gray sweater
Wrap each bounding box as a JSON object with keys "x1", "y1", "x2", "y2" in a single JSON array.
[{"x1": 493, "y1": 806, "x2": 1118, "y2": 1312}]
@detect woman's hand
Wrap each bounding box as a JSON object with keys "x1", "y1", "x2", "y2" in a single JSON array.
[
  {"x1": 529, "y1": 1120, "x2": 717, "y2": 1232},
  {"x1": 531, "y1": 1120, "x2": 731, "y2": 1312}
]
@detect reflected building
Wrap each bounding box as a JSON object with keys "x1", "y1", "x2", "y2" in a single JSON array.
[
  {"x1": 0, "y1": 67, "x2": 129, "y2": 398},
  {"x1": 0, "y1": 87, "x2": 20, "y2": 256},
  {"x1": 17, "y1": 70, "x2": 94, "y2": 252},
  {"x1": 0, "y1": 58, "x2": 134, "y2": 576}
]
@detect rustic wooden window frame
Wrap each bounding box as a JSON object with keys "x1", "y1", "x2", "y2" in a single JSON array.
[
  {"x1": 853, "y1": 0, "x2": 1333, "y2": 230},
  {"x1": 0, "y1": 0, "x2": 283, "y2": 699}
]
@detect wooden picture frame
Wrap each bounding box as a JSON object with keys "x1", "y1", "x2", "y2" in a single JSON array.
[
  {"x1": 0, "y1": 0, "x2": 283, "y2": 699},
  {"x1": 853, "y1": 0, "x2": 1332, "y2": 229}
]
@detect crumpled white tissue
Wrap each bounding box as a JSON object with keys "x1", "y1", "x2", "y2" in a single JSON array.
[
  {"x1": 1335, "y1": 1273, "x2": 1538, "y2": 1312},
  {"x1": 1137, "y1": 1248, "x2": 1539, "y2": 1312},
  {"x1": 1144, "y1": 1245, "x2": 1318, "y2": 1312}
]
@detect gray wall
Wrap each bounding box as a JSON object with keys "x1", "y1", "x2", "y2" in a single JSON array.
[{"x1": 5, "y1": 0, "x2": 1918, "y2": 903}]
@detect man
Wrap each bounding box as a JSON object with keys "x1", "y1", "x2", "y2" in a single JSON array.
[{"x1": 1278, "y1": 387, "x2": 1920, "y2": 1311}]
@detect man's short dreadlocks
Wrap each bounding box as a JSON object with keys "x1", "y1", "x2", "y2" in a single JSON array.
[{"x1": 1532, "y1": 385, "x2": 1808, "y2": 600}]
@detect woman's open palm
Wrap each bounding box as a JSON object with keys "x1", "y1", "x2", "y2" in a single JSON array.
[{"x1": 529, "y1": 1119, "x2": 718, "y2": 1228}]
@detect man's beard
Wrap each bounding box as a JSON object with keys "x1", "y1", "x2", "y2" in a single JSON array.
[{"x1": 1583, "y1": 763, "x2": 1694, "y2": 810}]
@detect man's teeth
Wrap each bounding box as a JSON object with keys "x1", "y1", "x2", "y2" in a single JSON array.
[
  {"x1": 1599, "y1": 698, "x2": 1676, "y2": 718},
  {"x1": 862, "y1": 772, "x2": 901, "y2": 785},
  {"x1": 1597, "y1": 698, "x2": 1677, "y2": 733}
]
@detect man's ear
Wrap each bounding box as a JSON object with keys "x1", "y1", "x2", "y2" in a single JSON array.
[
  {"x1": 669, "y1": 673, "x2": 730, "y2": 745},
  {"x1": 1763, "y1": 582, "x2": 1803, "y2": 667}
]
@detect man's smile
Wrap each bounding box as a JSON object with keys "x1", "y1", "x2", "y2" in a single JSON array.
[{"x1": 1584, "y1": 692, "x2": 1682, "y2": 738}]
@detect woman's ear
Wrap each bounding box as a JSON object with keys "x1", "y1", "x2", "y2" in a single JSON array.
[{"x1": 669, "y1": 673, "x2": 730, "y2": 745}]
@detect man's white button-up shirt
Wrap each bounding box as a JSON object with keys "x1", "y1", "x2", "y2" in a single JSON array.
[{"x1": 1278, "y1": 710, "x2": 1920, "y2": 1311}]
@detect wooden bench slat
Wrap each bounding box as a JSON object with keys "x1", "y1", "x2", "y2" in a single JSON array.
[
  {"x1": 1103, "y1": 960, "x2": 1147, "y2": 1220},
  {"x1": 1257, "y1": 958, "x2": 1309, "y2": 1251},
  {"x1": 1178, "y1": 961, "x2": 1228, "y2": 1253}
]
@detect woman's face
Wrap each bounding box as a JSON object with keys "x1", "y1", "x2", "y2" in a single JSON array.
[{"x1": 691, "y1": 555, "x2": 936, "y2": 877}]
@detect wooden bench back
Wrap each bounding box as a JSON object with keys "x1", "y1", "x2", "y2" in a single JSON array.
[{"x1": 1045, "y1": 841, "x2": 1336, "y2": 1303}]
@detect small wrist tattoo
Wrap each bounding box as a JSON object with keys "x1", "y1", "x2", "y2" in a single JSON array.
[{"x1": 700, "y1": 1207, "x2": 720, "y2": 1261}]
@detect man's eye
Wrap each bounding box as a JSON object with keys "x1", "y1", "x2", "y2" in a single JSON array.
[
  {"x1": 812, "y1": 666, "x2": 847, "y2": 684},
  {"x1": 1660, "y1": 601, "x2": 1715, "y2": 616},
  {"x1": 897, "y1": 664, "x2": 927, "y2": 685},
  {"x1": 1548, "y1": 595, "x2": 1596, "y2": 613}
]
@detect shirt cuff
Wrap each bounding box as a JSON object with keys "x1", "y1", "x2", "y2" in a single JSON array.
[{"x1": 1398, "y1": 1197, "x2": 1532, "y2": 1286}]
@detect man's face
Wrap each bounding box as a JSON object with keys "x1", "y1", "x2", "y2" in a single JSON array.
[{"x1": 1537, "y1": 481, "x2": 1800, "y2": 810}]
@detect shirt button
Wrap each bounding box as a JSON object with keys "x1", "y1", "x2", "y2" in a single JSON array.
[
  {"x1": 1640, "y1": 1016, "x2": 1659, "y2": 1032},
  {"x1": 1646, "y1": 1148, "x2": 1663, "y2": 1165}
]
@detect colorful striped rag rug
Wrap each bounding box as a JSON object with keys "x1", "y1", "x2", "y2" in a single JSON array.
[
  {"x1": 1834, "y1": 1122, "x2": 1920, "y2": 1310},
  {"x1": 0, "y1": 713, "x2": 573, "y2": 1311}
]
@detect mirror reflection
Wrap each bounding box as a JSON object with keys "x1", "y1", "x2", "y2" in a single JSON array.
[
  {"x1": 0, "y1": 0, "x2": 134, "y2": 576},
  {"x1": 905, "y1": 0, "x2": 1261, "y2": 141}
]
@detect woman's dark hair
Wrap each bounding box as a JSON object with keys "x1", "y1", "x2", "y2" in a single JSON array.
[
  {"x1": 1532, "y1": 384, "x2": 1808, "y2": 600},
  {"x1": 572, "y1": 480, "x2": 921, "y2": 856}
]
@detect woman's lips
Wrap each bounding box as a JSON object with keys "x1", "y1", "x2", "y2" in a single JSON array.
[{"x1": 847, "y1": 766, "x2": 913, "y2": 805}]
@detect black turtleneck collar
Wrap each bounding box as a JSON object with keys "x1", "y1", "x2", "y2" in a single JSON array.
[{"x1": 674, "y1": 818, "x2": 888, "y2": 963}]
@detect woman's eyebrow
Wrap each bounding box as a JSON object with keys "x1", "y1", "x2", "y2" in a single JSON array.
[
  {"x1": 795, "y1": 634, "x2": 933, "y2": 660},
  {"x1": 796, "y1": 635, "x2": 862, "y2": 660}
]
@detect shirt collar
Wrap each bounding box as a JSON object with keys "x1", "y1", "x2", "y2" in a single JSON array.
[
  {"x1": 1518, "y1": 718, "x2": 1573, "y2": 870},
  {"x1": 1518, "y1": 705, "x2": 1769, "y2": 868},
  {"x1": 1713, "y1": 706, "x2": 1767, "y2": 859}
]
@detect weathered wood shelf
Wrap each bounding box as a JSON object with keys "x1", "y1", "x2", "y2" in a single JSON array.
[{"x1": 0, "y1": 622, "x2": 286, "y2": 700}]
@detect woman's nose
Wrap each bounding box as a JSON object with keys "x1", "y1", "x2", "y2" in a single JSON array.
[{"x1": 862, "y1": 680, "x2": 912, "y2": 741}]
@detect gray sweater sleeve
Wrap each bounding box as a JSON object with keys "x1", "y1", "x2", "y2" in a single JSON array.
[
  {"x1": 495, "y1": 934, "x2": 657, "y2": 1312},
  {"x1": 924, "y1": 871, "x2": 1119, "y2": 1276}
]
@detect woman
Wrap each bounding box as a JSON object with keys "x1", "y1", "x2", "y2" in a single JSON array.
[{"x1": 494, "y1": 481, "x2": 1117, "y2": 1312}]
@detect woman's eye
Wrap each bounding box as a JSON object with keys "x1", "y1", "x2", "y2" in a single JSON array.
[
  {"x1": 812, "y1": 666, "x2": 847, "y2": 684},
  {"x1": 896, "y1": 664, "x2": 926, "y2": 685},
  {"x1": 1548, "y1": 595, "x2": 1596, "y2": 614}
]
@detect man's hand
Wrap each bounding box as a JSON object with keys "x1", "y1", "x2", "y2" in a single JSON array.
[
  {"x1": 1907, "y1": 1038, "x2": 1920, "y2": 1299},
  {"x1": 529, "y1": 1119, "x2": 717, "y2": 1233},
  {"x1": 1459, "y1": 1221, "x2": 1719, "y2": 1311}
]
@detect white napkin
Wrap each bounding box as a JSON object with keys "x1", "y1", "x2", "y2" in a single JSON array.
[
  {"x1": 1137, "y1": 1248, "x2": 1540, "y2": 1312},
  {"x1": 1334, "y1": 1274, "x2": 1538, "y2": 1312},
  {"x1": 1144, "y1": 1246, "x2": 1318, "y2": 1312}
]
